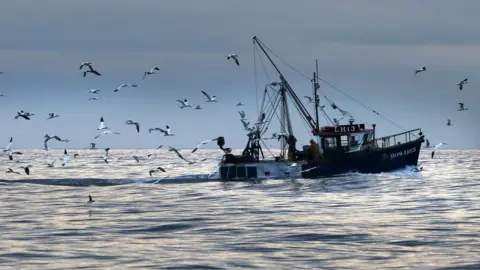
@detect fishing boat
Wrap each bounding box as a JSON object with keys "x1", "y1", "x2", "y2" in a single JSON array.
[{"x1": 217, "y1": 36, "x2": 425, "y2": 180}]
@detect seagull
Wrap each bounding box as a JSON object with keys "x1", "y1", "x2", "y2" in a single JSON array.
[
  {"x1": 201, "y1": 90, "x2": 217, "y2": 102},
  {"x1": 457, "y1": 78, "x2": 468, "y2": 90},
  {"x1": 114, "y1": 84, "x2": 138, "y2": 92},
  {"x1": 457, "y1": 103, "x2": 468, "y2": 111},
  {"x1": 82, "y1": 65, "x2": 101, "y2": 77},
  {"x1": 44, "y1": 134, "x2": 62, "y2": 151},
  {"x1": 46, "y1": 160, "x2": 56, "y2": 168},
  {"x1": 79, "y1": 62, "x2": 93, "y2": 70},
  {"x1": 87, "y1": 143, "x2": 97, "y2": 150},
  {"x1": 446, "y1": 119, "x2": 452, "y2": 126},
  {"x1": 6, "y1": 150, "x2": 23, "y2": 161},
  {"x1": 153, "y1": 125, "x2": 174, "y2": 136},
  {"x1": 88, "y1": 195, "x2": 95, "y2": 203},
  {"x1": 238, "y1": 111, "x2": 247, "y2": 120},
  {"x1": 73, "y1": 153, "x2": 79, "y2": 158},
  {"x1": 168, "y1": 146, "x2": 193, "y2": 164},
  {"x1": 0, "y1": 93, "x2": 4, "y2": 97},
  {"x1": 157, "y1": 145, "x2": 163, "y2": 149},
  {"x1": 226, "y1": 54, "x2": 240, "y2": 66},
  {"x1": 149, "y1": 166, "x2": 166, "y2": 177},
  {"x1": 133, "y1": 155, "x2": 140, "y2": 163},
  {"x1": 177, "y1": 99, "x2": 192, "y2": 109},
  {"x1": 88, "y1": 89, "x2": 100, "y2": 94},
  {"x1": 431, "y1": 143, "x2": 446, "y2": 158},
  {"x1": 47, "y1": 113, "x2": 60, "y2": 120},
  {"x1": 14, "y1": 110, "x2": 31, "y2": 120},
  {"x1": 414, "y1": 66, "x2": 427, "y2": 75},
  {"x1": 62, "y1": 149, "x2": 69, "y2": 166},
  {"x1": 143, "y1": 66, "x2": 160, "y2": 79},
  {"x1": 103, "y1": 148, "x2": 110, "y2": 164},
  {"x1": 89, "y1": 97, "x2": 99, "y2": 101},
  {"x1": 125, "y1": 120, "x2": 140, "y2": 133},
  {"x1": 191, "y1": 138, "x2": 219, "y2": 153},
  {"x1": 20, "y1": 165, "x2": 31, "y2": 175},
  {"x1": 97, "y1": 117, "x2": 109, "y2": 130},
  {"x1": 94, "y1": 130, "x2": 120, "y2": 139},
  {"x1": 304, "y1": 96, "x2": 314, "y2": 104},
  {"x1": 3, "y1": 137, "x2": 12, "y2": 152},
  {"x1": 6, "y1": 168, "x2": 20, "y2": 175},
  {"x1": 236, "y1": 102, "x2": 244, "y2": 107},
  {"x1": 265, "y1": 132, "x2": 289, "y2": 141},
  {"x1": 241, "y1": 119, "x2": 251, "y2": 131},
  {"x1": 194, "y1": 105, "x2": 202, "y2": 110}
]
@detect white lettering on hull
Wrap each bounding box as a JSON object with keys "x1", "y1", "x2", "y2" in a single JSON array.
[{"x1": 388, "y1": 147, "x2": 417, "y2": 159}]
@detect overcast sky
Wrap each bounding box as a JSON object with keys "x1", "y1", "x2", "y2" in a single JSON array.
[{"x1": 0, "y1": 0, "x2": 479, "y2": 150}]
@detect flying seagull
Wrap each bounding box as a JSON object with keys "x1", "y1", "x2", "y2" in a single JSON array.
[
  {"x1": 20, "y1": 165, "x2": 31, "y2": 175},
  {"x1": 125, "y1": 120, "x2": 140, "y2": 133},
  {"x1": 82, "y1": 65, "x2": 101, "y2": 77},
  {"x1": 431, "y1": 143, "x2": 446, "y2": 158},
  {"x1": 133, "y1": 155, "x2": 140, "y2": 163},
  {"x1": 201, "y1": 90, "x2": 217, "y2": 102},
  {"x1": 87, "y1": 143, "x2": 96, "y2": 150},
  {"x1": 46, "y1": 160, "x2": 56, "y2": 168},
  {"x1": 191, "y1": 138, "x2": 219, "y2": 153},
  {"x1": 3, "y1": 137, "x2": 12, "y2": 152},
  {"x1": 149, "y1": 166, "x2": 166, "y2": 177},
  {"x1": 94, "y1": 130, "x2": 120, "y2": 139},
  {"x1": 88, "y1": 195, "x2": 95, "y2": 203},
  {"x1": 88, "y1": 89, "x2": 100, "y2": 94},
  {"x1": 114, "y1": 84, "x2": 138, "y2": 92},
  {"x1": 97, "y1": 117, "x2": 109, "y2": 130},
  {"x1": 457, "y1": 78, "x2": 468, "y2": 90},
  {"x1": 47, "y1": 113, "x2": 60, "y2": 120},
  {"x1": 457, "y1": 103, "x2": 468, "y2": 111},
  {"x1": 44, "y1": 134, "x2": 62, "y2": 151},
  {"x1": 14, "y1": 110, "x2": 31, "y2": 120},
  {"x1": 103, "y1": 148, "x2": 110, "y2": 164},
  {"x1": 143, "y1": 66, "x2": 160, "y2": 79},
  {"x1": 89, "y1": 97, "x2": 99, "y2": 101},
  {"x1": 158, "y1": 125, "x2": 174, "y2": 136},
  {"x1": 6, "y1": 150, "x2": 23, "y2": 161},
  {"x1": 0, "y1": 93, "x2": 5, "y2": 97},
  {"x1": 62, "y1": 149, "x2": 69, "y2": 166},
  {"x1": 177, "y1": 99, "x2": 192, "y2": 109},
  {"x1": 304, "y1": 96, "x2": 314, "y2": 104},
  {"x1": 236, "y1": 102, "x2": 244, "y2": 107},
  {"x1": 168, "y1": 146, "x2": 194, "y2": 164},
  {"x1": 238, "y1": 111, "x2": 247, "y2": 120},
  {"x1": 226, "y1": 54, "x2": 240, "y2": 66},
  {"x1": 446, "y1": 119, "x2": 452, "y2": 126},
  {"x1": 414, "y1": 66, "x2": 427, "y2": 75},
  {"x1": 194, "y1": 105, "x2": 202, "y2": 110}
]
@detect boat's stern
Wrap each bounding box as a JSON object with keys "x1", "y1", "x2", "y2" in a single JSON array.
[{"x1": 218, "y1": 160, "x2": 302, "y2": 181}]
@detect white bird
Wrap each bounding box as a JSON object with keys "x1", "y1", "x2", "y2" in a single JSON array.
[
  {"x1": 103, "y1": 148, "x2": 110, "y2": 164},
  {"x1": 226, "y1": 54, "x2": 240, "y2": 66},
  {"x1": 94, "y1": 130, "x2": 120, "y2": 139},
  {"x1": 431, "y1": 143, "x2": 446, "y2": 158},
  {"x1": 304, "y1": 96, "x2": 314, "y2": 104},
  {"x1": 236, "y1": 102, "x2": 244, "y2": 106},
  {"x1": 6, "y1": 168, "x2": 20, "y2": 175},
  {"x1": 168, "y1": 146, "x2": 193, "y2": 164},
  {"x1": 446, "y1": 119, "x2": 452, "y2": 126},
  {"x1": 414, "y1": 66, "x2": 427, "y2": 76},
  {"x1": 3, "y1": 137, "x2": 12, "y2": 152},
  {"x1": 201, "y1": 90, "x2": 217, "y2": 102},
  {"x1": 457, "y1": 78, "x2": 468, "y2": 90},
  {"x1": 46, "y1": 160, "x2": 56, "y2": 168},
  {"x1": 125, "y1": 120, "x2": 140, "y2": 133},
  {"x1": 44, "y1": 134, "x2": 62, "y2": 151},
  {"x1": 194, "y1": 105, "x2": 202, "y2": 110},
  {"x1": 114, "y1": 84, "x2": 138, "y2": 92},
  {"x1": 88, "y1": 89, "x2": 100, "y2": 94},
  {"x1": 177, "y1": 99, "x2": 192, "y2": 109},
  {"x1": 62, "y1": 149, "x2": 69, "y2": 166},
  {"x1": 191, "y1": 138, "x2": 219, "y2": 153},
  {"x1": 412, "y1": 161, "x2": 424, "y2": 172},
  {"x1": 97, "y1": 117, "x2": 109, "y2": 130},
  {"x1": 89, "y1": 97, "x2": 99, "y2": 101},
  {"x1": 149, "y1": 166, "x2": 166, "y2": 177},
  {"x1": 47, "y1": 113, "x2": 60, "y2": 120},
  {"x1": 143, "y1": 66, "x2": 160, "y2": 79},
  {"x1": 457, "y1": 103, "x2": 468, "y2": 111},
  {"x1": 157, "y1": 125, "x2": 174, "y2": 136},
  {"x1": 14, "y1": 110, "x2": 32, "y2": 120}
]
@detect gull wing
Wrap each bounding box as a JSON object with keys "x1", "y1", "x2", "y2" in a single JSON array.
[{"x1": 201, "y1": 90, "x2": 211, "y2": 100}]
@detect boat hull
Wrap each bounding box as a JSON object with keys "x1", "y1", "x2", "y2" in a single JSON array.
[{"x1": 301, "y1": 138, "x2": 423, "y2": 178}]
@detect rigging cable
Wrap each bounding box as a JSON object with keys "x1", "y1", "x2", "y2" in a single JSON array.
[{"x1": 253, "y1": 40, "x2": 259, "y2": 115}]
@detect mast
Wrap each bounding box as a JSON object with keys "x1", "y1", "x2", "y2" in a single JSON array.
[{"x1": 313, "y1": 59, "x2": 320, "y2": 130}]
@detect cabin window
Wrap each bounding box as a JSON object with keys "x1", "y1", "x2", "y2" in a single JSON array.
[
  {"x1": 340, "y1": 135, "x2": 349, "y2": 147},
  {"x1": 350, "y1": 135, "x2": 360, "y2": 146},
  {"x1": 324, "y1": 137, "x2": 337, "y2": 149}
]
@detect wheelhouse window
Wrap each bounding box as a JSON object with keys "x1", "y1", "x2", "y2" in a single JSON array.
[{"x1": 324, "y1": 137, "x2": 337, "y2": 149}]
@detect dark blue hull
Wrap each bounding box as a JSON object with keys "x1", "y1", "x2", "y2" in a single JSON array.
[{"x1": 301, "y1": 138, "x2": 423, "y2": 178}]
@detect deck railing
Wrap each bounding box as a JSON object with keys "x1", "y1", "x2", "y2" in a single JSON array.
[{"x1": 369, "y1": 128, "x2": 423, "y2": 149}]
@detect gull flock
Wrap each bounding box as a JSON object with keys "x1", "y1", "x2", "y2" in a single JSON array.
[{"x1": 1, "y1": 56, "x2": 243, "y2": 177}]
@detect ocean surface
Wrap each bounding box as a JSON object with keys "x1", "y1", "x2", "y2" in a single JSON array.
[{"x1": 0, "y1": 149, "x2": 479, "y2": 269}]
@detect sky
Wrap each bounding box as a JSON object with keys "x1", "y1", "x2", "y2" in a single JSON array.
[{"x1": 0, "y1": 0, "x2": 479, "y2": 150}]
